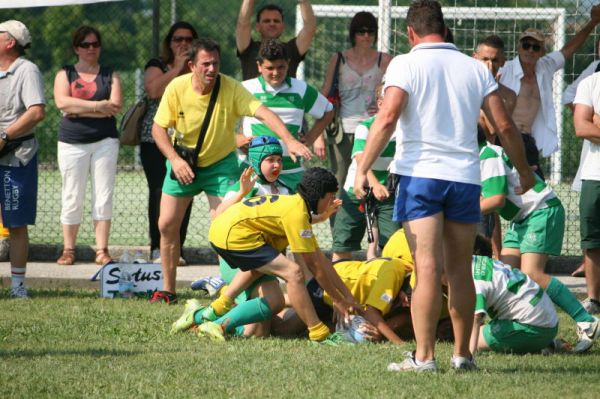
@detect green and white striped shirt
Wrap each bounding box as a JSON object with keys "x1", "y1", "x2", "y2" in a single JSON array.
[
  {"x1": 479, "y1": 143, "x2": 560, "y2": 222},
  {"x1": 242, "y1": 76, "x2": 333, "y2": 174},
  {"x1": 473, "y1": 255, "x2": 557, "y2": 328},
  {"x1": 343, "y1": 116, "x2": 396, "y2": 194}
]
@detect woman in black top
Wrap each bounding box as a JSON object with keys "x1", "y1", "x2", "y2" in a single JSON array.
[
  {"x1": 140, "y1": 21, "x2": 198, "y2": 265},
  {"x1": 54, "y1": 26, "x2": 122, "y2": 266}
]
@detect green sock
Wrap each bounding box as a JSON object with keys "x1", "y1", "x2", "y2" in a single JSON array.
[
  {"x1": 546, "y1": 277, "x2": 594, "y2": 323},
  {"x1": 214, "y1": 297, "x2": 273, "y2": 334}
]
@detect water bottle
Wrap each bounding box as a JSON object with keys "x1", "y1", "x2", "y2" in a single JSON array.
[
  {"x1": 133, "y1": 250, "x2": 146, "y2": 264},
  {"x1": 119, "y1": 249, "x2": 131, "y2": 263},
  {"x1": 118, "y1": 264, "x2": 135, "y2": 299}
]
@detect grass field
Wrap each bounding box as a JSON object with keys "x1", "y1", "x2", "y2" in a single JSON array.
[{"x1": 2, "y1": 288, "x2": 600, "y2": 398}]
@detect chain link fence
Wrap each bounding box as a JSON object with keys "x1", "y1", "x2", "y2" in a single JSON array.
[{"x1": 2, "y1": 0, "x2": 597, "y2": 255}]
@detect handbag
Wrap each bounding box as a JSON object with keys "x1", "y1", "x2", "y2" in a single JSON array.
[
  {"x1": 0, "y1": 134, "x2": 34, "y2": 158},
  {"x1": 325, "y1": 52, "x2": 344, "y2": 145},
  {"x1": 119, "y1": 97, "x2": 148, "y2": 146},
  {"x1": 170, "y1": 74, "x2": 221, "y2": 180}
]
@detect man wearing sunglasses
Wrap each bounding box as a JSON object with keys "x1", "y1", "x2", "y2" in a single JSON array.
[
  {"x1": 499, "y1": 5, "x2": 600, "y2": 181},
  {"x1": 236, "y1": 0, "x2": 316, "y2": 80},
  {"x1": 0, "y1": 20, "x2": 45, "y2": 299}
]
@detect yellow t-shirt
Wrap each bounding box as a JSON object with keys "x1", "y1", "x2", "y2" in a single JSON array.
[
  {"x1": 154, "y1": 73, "x2": 262, "y2": 167},
  {"x1": 381, "y1": 229, "x2": 414, "y2": 266},
  {"x1": 324, "y1": 258, "x2": 411, "y2": 316},
  {"x1": 209, "y1": 194, "x2": 317, "y2": 253}
]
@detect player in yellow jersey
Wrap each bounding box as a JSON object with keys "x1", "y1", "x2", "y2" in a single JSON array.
[{"x1": 174, "y1": 167, "x2": 359, "y2": 344}]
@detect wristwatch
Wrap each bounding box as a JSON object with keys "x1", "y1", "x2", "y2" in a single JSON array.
[{"x1": 0, "y1": 128, "x2": 8, "y2": 142}]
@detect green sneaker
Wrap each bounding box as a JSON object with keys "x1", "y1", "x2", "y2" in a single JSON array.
[
  {"x1": 313, "y1": 332, "x2": 353, "y2": 346},
  {"x1": 197, "y1": 321, "x2": 225, "y2": 341},
  {"x1": 169, "y1": 299, "x2": 203, "y2": 335}
]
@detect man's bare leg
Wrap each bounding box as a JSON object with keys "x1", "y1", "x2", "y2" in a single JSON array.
[
  {"x1": 158, "y1": 194, "x2": 192, "y2": 293},
  {"x1": 403, "y1": 213, "x2": 444, "y2": 362},
  {"x1": 443, "y1": 220, "x2": 477, "y2": 358}
]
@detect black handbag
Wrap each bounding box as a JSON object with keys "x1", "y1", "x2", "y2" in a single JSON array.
[
  {"x1": 0, "y1": 134, "x2": 34, "y2": 158},
  {"x1": 170, "y1": 74, "x2": 221, "y2": 180},
  {"x1": 325, "y1": 52, "x2": 344, "y2": 145}
]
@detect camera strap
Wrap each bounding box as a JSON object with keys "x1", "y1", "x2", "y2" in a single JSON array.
[{"x1": 191, "y1": 74, "x2": 221, "y2": 162}]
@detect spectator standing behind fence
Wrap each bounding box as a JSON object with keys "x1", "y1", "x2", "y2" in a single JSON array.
[
  {"x1": 140, "y1": 21, "x2": 198, "y2": 266},
  {"x1": 53, "y1": 26, "x2": 122, "y2": 266},
  {"x1": 355, "y1": 1, "x2": 534, "y2": 372},
  {"x1": 0, "y1": 20, "x2": 45, "y2": 298},
  {"x1": 498, "y1": 5, "x2": 600, "y2": 181},
  {"x1": 236, "y1": 0, "x2": 316, "y2": 80},
  {"x1": 150, "y1": 38, "x2": 312, "y2": 304},
  {"x1": 321, "y1": 12, "x2": 391, "y2": 197}
]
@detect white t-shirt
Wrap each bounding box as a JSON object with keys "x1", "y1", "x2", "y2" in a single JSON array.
[
  {"x1": 385, "y1": 43, "x2": 497, "y2": 185},
  {"x1": 573, "y1": 72, "x2": 600, "y2": 181}
]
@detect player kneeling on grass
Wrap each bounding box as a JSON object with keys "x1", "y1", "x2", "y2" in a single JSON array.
[
  {"x1": 172, "y1": 167, "x2": 358, "y2": 343},
  {"x1": 469, "y1": 234, "x2": 569, "y2": 355},
  {"x1": 478, "y1": 129, "x2": 600, "y2": 352}
]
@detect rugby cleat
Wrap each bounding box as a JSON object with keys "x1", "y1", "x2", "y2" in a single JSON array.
[
  {"x1": 387, "y1": 351, "x2": 438, "y2": 373},
  {"x1": 450, "y1": 355, "x2": 477, "y2": 371},
  {"x1": 190, "y1": 276, "x2": 226, "y2": 298},
  {"x1": 573, "y1": 317, "x2": 600, "y2": 353},
  {"x1": 197, "y1": 321, "x2": 226, "y2": 341},
  {"x1": 170, "y1": 299, "x2": 203, "y2": 334}
]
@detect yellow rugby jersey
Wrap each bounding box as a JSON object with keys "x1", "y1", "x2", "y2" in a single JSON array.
[
  {"x1": 209, "y1": 194, "x2": 317, "y2": 253},
  {"x1": 323, "y1": 258, "x2": 411, "y2": 316},
  {"x1": 382, "y1": 229, "x2": 414, "y2": 267}
]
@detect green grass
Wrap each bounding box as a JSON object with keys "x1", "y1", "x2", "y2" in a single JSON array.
[{"x1": 1, "y1": 288, "x2": 600, "y2": 398}]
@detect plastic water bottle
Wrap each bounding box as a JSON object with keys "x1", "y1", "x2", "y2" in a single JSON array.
[
  {"x1": 119, "y1": 249, "x2": 131, "y2": 263},
  {"x1": 133, "y1": 250, "x2": 146, "y2": 264},
  {"x1": 118, "y1": 264, "x2": 135, "y2": 299}
]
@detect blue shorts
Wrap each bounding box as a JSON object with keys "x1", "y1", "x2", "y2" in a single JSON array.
[
  {"x1": 393, "y1": 175, "x2": 480, "y2": 223},
  {"x1": 0, "y1": 154, "x2": 37, "y2": 227}
]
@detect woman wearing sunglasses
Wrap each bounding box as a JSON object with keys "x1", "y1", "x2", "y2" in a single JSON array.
[
  {"x1": 53, "y1": 25, "x2": 122, "y2": 266},
  {"x1": 320, "y1": 11, "x2": 391, "y2": 200},
  {"x1": 140, "y1": 21, "x2": 198, "y2": 265}
]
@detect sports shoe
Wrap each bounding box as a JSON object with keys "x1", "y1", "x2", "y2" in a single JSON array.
[
  {"x1": 178, "y1": 256, "x2": 187, "y2": 267},
  {"x1": 151, "y1": 249, "x2": 161, "y2": 263},
  {"x1": 170, "y1": 299, "x2": 203, "y2": 334},
  {"x1": 387, "y1": 351, "x2": 437, "y2": 373},
  {"x1": 149, "y1": 290, "x2": 178, "y2": 305},
  {"x1": 312, "y1": 331, "x2": 353, "y2": 346},
  {"x1": 581, "y1": 298, "x2": 600, "y2": 315},
  {"x1": 191, "y1": 276, "x2": 226, "y2": 297},
  {"x1": 197, "y1": 321, "x2": 225, "y2": 341},
  {"x1": 573, "y1": 317, "x2": 600, "y2": 353},
  {"x1": 541, "y1": 338, "x2": 573, "y2": 355},
  {"x1": 450, "y1": 355, "x2": 477, "y2": 371},
  {"x1": 10, "y1": 283, "x2": 28, "y2": 299}
]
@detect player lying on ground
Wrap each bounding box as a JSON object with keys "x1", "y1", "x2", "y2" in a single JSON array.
[
  {"x1": 172, "y1": 167, "x2": 357, "y2": 343},
  {"x1": 478, "y1": 128, "x2": 600, "y2": 352}
]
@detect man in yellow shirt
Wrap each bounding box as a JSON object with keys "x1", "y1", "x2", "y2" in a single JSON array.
[{"x1": 151, "y1": 38, "x2": 312, "y2": 303}]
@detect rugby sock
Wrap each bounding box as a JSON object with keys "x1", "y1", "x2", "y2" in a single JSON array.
[
  {"x1": 214, "y1": 297, "x2": 273, "y2": 334},
  {"x1": 546, "y1": 277, "x2": 595, "y2": 323},
  {"x1": 211, "y1": 294, "x2": 234, "y2": 317},
  {"x1": 308, "y1": 322, "x2": 330, "y2": 341},
  {"x1": 11, "y1": 266, "x2": 25, "y2": 289}
]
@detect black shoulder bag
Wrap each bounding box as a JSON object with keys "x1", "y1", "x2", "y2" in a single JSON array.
[
  {"x1": 170, "y1": 74, "x2": 221, "y2": 180},
  {"x1": 325, "y1": 52, "x2": 344, "y2": 145}
]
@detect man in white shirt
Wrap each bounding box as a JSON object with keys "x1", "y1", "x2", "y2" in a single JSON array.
[
  {"x1": 499, "y1": 5, "x2": 600, "y2": 180},
  {"x1": 573, "y1": 71, "x2": 600, "y2": 316},
  {"x1": 355, "y1": 0, "x2": 534, "y2": 372}
]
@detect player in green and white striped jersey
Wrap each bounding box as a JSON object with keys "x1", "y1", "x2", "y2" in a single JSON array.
[
  {"x1": 241, "y1": 39, "x2": 333, "y2": 190},
  {"x1": 470, "y1": 236, "x2": 559, "y2": 354},
  {"x1": 478, "y1": 130, "x2": 600, "y2": 352},
  {"x1": 331, "y1": 85, "x2": 399, "y2": 261}
]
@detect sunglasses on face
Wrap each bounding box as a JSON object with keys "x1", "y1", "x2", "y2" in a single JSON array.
[
  {"x1": 356, "y1": 29, "x2": 376, "y2": 36},
  {"x1": 172, "y1": 36, "x2": 194, "y2": 43},
  {"x1": 521, "y1": 42, "x2": 542, "y2": 52},
  {"x1": 78, "y1": 41, "x2": 101, "y2": 49}
]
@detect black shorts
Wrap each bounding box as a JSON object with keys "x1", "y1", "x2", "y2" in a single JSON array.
[
  {"x1": 210, "y1": 243, "x2": 280, "y2": 271},
  {"x1": 306, "y1": 278, "x2": 333, "y2": 322}
]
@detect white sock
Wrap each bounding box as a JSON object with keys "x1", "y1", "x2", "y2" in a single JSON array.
[{"x1": 11, "y1": 266, "x2": 26, "y2": 288}]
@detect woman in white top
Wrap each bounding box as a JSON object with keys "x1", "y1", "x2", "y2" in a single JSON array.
[{"x1": 320, "y1": 12, "x2": 391, "y2": 193}]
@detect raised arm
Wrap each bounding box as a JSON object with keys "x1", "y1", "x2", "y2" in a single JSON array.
[
  {"x1": 236, "y1": 0, "x2": 255, "y2": 53},
  {"x1": 295, "y1": 0, "x2": 317, "y2": 56},
  {"x1": 561, "y1": 4, "x2": 600, "y2": 60}
]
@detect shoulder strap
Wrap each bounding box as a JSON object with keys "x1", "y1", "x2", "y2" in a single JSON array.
[
  {"x1": 377, "y1": 52, "x2": 383, "y2": 67},
  {"x1": 328, "y1": 52, "x2": 344, "y2": 97},
  {"x1": 63, "y1": 65, "x2": 77, "y2": 83},
  {"x1": 192, "y1": 74, "x2": 221, "y2": 159}
]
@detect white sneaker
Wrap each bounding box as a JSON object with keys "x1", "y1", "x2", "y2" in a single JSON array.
[
  {"x1": 573, "y1": 317, "x2": 600, "y2": 353},
  {"x1": 387, "y1": 351, "x2": 437, "y2": 373},
  {"x1": 151, "y1": 249, "x2": 161, "y2": 264},
  {"x1": 10, "y1": 283, "x2": 29, "y2": 299},
  {"x1": 450, "y1": 355, "x2": 477, "y2": 371},
  {"x1": 581, "y1": 298, "x2": 600, "y2": 315}
]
